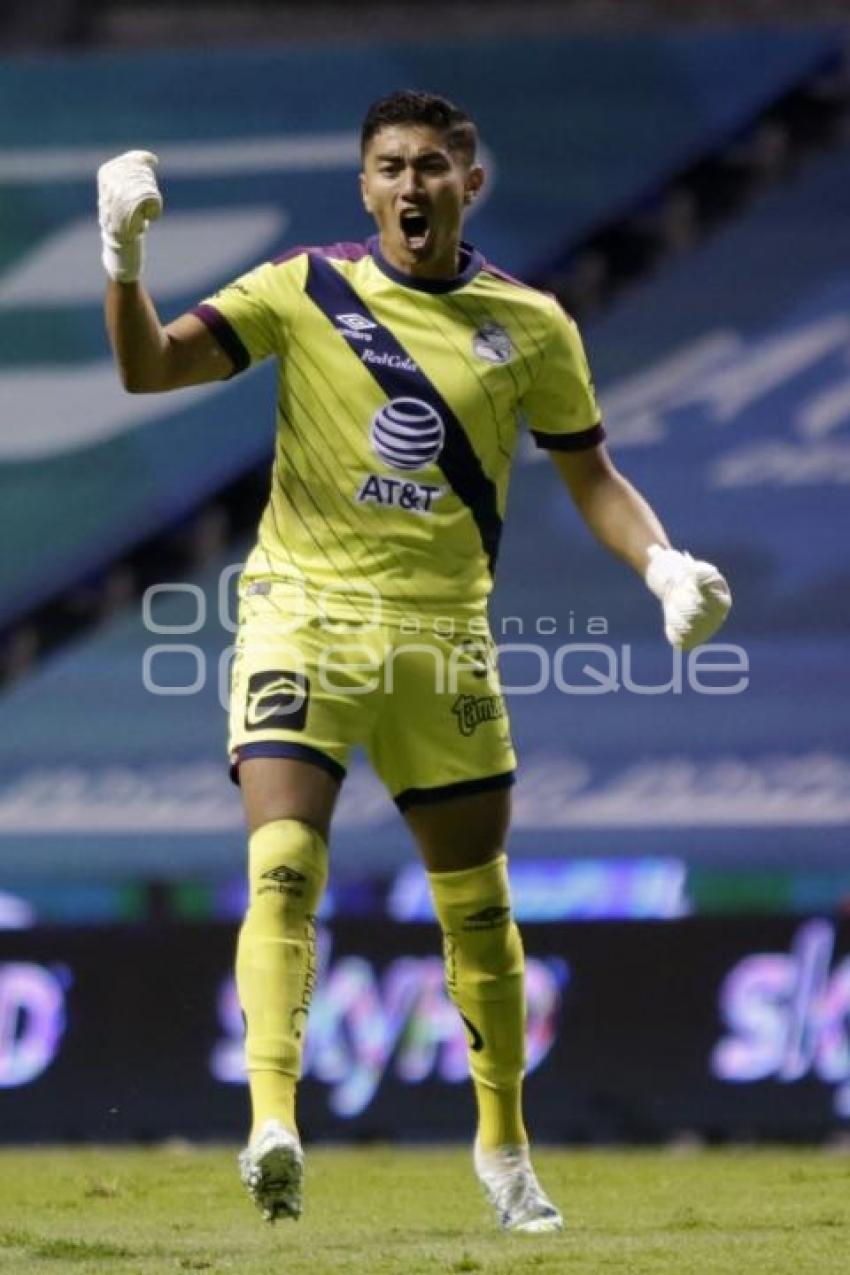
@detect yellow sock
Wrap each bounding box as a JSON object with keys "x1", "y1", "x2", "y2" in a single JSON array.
[
  {"x1": 428, "y1": 855, "x2": 528, "y2": 1151},
  {"x1": 475, "y1": 1079, "x2": 526, "y2": 1150},
  {"x1": 235, "y1": 818, "x2": 328, "y2": 1141},
  {"x1": 249, "y1": 1070, "x2": 296, "y2": 1138}
]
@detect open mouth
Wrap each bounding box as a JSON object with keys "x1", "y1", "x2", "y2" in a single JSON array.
[{"x1": 399, "y1": 207, "x2": 431, "y2": 252}]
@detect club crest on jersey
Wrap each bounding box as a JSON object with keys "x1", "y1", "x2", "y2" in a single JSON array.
[
  {"x1": 472, "y1": 321, "x2": 513, "y2": 365},
  {"x1": 370, "y1": 397, "x2": 445, "y2": 471}
]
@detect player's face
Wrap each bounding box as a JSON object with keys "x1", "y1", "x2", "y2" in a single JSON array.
[{"x1": 360, "y1": 125, "x2": 484, "y2": 278}]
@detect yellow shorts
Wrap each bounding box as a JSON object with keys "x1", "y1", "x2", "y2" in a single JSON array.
[{"x1": 228, "y1": 584, "x2": 516, "y2": 810}]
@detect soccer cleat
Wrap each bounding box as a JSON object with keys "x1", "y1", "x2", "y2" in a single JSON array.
[
  {"x1": 238, "y1": 1119, "x2": 304, "y2": 1222},
  {"x1": 474, "y1": 1140, "x2": 563, "y2": 1234}
]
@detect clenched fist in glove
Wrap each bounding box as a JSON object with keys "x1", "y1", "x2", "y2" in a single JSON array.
[
  {"x1": 97, "y1": 150, "x2": 163, "y2": 283},
  {"x1": 645, "y1": 545, "x2": 732, "y2": 650}
]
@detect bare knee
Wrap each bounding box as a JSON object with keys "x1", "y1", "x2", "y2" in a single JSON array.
[
  {"x1": 238, "y1": 756, "x2": 340, "y2": 839},
  {"x1": 405, "y1": 787, "x2": 512, "y2": 873}
]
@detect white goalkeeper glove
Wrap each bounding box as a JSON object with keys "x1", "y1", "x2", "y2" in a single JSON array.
[
  {"x1": 97, "y1": 149, "x2": 163, "y2": 283},
  {"x1": 645, "y1": 544, "x2": 732, "y2": 650}
]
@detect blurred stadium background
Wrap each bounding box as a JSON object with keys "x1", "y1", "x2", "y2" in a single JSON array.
[{"x1": 1, "y1": 0, "x2": 849, "y2": 1145}]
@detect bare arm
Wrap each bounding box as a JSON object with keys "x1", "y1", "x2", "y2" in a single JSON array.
[
  {"x1": 105, "y1": 280, "x2": 234, "y2": 393},
  {"x1": 549, "y1": 442, "x2": 669, "y2": 574}
]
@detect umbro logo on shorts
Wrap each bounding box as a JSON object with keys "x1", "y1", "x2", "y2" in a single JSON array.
[
  {"x1": 463, "y1": 906, "x2": 511, "y2": 931},
  {"x1": 244, "y1": 669, "x2": 309, "y2": 732}
]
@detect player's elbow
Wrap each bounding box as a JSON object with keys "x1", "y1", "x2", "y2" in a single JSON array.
[{"x1": 118, "y1": 364, "x2": 162, "y2": 394}]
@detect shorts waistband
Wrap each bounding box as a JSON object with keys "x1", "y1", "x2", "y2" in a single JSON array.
[{"x1": 239, "y1": 576, "x2": 490, "y2": 634}]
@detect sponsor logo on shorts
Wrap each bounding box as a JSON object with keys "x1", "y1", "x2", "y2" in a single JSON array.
[
  {"x1": 463, "y1": 905, "x2": 511, "y2": 931},
  {"x1": 472, "y1": 321, "x2": 513, "y2": 365},
  {"x1": 452, "y1": 692, "x2": 506, "y2": 737},
  {"x1": 244, "y1": 669, "x2": 309, "y2": 732},
  {"x1": 370, "y1": 397, "x2": 445, "y2": 471},
  {"x1": 356, "y1": 473, "x2": 444, "y2": 513}
]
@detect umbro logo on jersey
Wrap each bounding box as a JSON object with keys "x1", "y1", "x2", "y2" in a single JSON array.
[
  {"x1": 337, "y1": 313, "x2": 376, "y2": 331},
  {"x1": 244, "y1": 669, "x2": 309, "y2": 732},
  {"x1": 335, "y1": 312, "x2": 377, "y2": 342}
]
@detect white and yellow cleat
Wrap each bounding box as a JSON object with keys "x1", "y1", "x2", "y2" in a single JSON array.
[
  {"x1": 238, "y1": 1119, "x2": 304, "y2": 1223},
  {"x1": 474, "y1": 1140, "x2": 563, "y2": 1234}
]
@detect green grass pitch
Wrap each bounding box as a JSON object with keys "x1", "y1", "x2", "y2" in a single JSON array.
[{"x1": 0, "y1": 1145, "x2": 848, "y2": 1274}]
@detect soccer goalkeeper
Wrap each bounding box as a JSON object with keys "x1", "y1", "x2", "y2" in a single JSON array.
[{"x1": 99, "y1": 90, "x2": 731, "y2": 1233}]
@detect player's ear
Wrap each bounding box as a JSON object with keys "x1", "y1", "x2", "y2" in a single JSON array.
[
  {"x1": 359, "y1": 172, "x2": 373, "y2": 215},
  {"x1": 463, "y1": 164, "x2": 485, "y2": 207}
]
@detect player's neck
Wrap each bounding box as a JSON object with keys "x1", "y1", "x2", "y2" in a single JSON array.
[{"x1": 377, "y1": 235, "x2": 462, "y2": 281}]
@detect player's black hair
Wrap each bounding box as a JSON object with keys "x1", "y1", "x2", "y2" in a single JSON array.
[{"x1": 360, "y1": 90, "x2": 478, "y2": 165}]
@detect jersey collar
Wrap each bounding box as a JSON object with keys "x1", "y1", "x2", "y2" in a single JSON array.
[{"x1": 368, "y1": 235, "x2": 484, "y2": 293}]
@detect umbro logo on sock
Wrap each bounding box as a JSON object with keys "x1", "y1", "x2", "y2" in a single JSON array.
[
  {"x1": 263, "y1": 866, "x2": 306, "y2": 884},
  {"x1": 259, "y1": 865, "x2": 307, "y2": 896},
  {"x1": 463, "y1": 906, "x2": 510, "y2": 930}
]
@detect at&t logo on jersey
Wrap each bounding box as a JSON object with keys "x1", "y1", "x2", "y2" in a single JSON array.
[
  {"x1": 358, "y1": 397, "x2": 446, "y2": 514},
  {"x1": 370, "y1": 397, "x2": 445, "y2": 470},
  {"x1": 356, "y1": 474, "x2": 444, "y2": 514}
]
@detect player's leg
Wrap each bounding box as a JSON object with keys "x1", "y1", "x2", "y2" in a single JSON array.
[
  {"x1": 238, "y1": 756, "x2": 339, "y2": 1136},
  {"x1": 234, "y1": 755, "x2": 339, "y2": 1222},
  {"x1": 405, "y1": 787, "x2": 561, "y2": 1232},
  {"x1": 227, "y1": 581, "x2": 379, "y2": 1221},
  {"x1": 405, "y1": 787, "x2": 527, "y2": 1153},
  {"x1": 373, "y1": 630, "x2": 526, "y2": 1153},
  {"x1": 234, "y1": 755, "x2": 337, "y2": 1222},
  {"x1": 372, "y1": 628, "x2": 560, "y2": 1231},
  {"x1": 225, "y1": 599, "x2": 359, "y2": 1224},
  {"x1": 229, "y1": 586, "x2": 380, "y2": 1157}
]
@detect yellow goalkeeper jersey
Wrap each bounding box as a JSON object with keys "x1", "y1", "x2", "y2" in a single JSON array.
[{"x1": 194, "y1": 237, "x2": 603, "y2": 625}]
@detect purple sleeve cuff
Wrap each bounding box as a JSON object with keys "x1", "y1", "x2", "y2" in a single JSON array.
[
  {"x1": 192, "y1": 303, "x2": 251, "y2": 377},
  {"x1": 531, "y1": 421, "x2": 606, "y2": 452}
]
